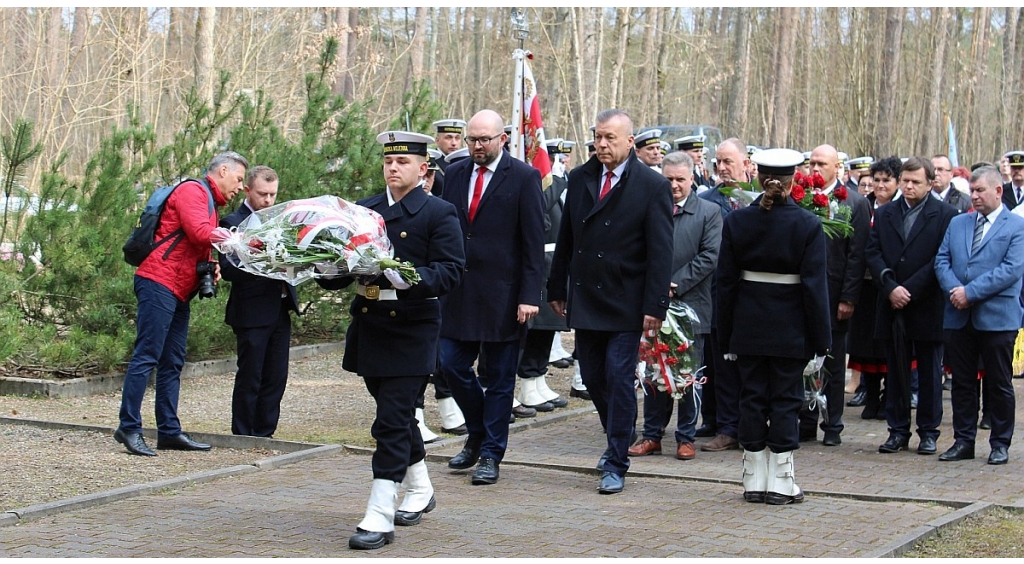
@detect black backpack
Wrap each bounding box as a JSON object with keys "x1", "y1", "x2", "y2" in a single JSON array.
[{"x1": 122, "y1": 178, "x2": 214, "y2": 267}]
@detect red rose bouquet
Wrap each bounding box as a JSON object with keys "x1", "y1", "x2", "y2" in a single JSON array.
[
  {"x1": 637, "y1": 301, "x2": 705, "y2": 400},
  {"x1": 790, "y1": 171, "x2": 853, "y2": 239}
]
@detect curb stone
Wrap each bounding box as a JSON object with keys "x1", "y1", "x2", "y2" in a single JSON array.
[{"x1": 870, "y1": 501, "x2": 993, "y2": 558}]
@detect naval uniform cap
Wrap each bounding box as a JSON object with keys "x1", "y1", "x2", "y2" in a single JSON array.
[
  {"x1": 634, "y1": 129, "x2": 662, "y2": 148},
  {"x1": 847, "y1": 156, "x2": 874, "y2": 171},
  {"x1": 545, "y1": 138, "x2": 565, "y2": 155},
  {"x1": 504, "y1": 124, "x2": 513, "y2": 135},
  {"x1": 837, "y1": 151, "x2": 850, "y2": 164},
  {"x1": 674, "y1": 135, "x2": 706, "y2": 151},
  {"x1": 659, "y1": 140, "x2": 672, "y2": 155},
  {"x1": 432, "y1": 119, "x2": 466, "y2": 135},
  {"x1": 750, "y1": 148, "x2": 804, "y2": 176},
  {"x1": 585, "y1": 140, "x2": 595, "y2": 154},
  {"x1": 377, "y1": 131, "x2": 433, "y2": 156},
  {"x1": 1004, "y1": 150, "x2": 1024, "y2": 166},
  {"x1": 747, "y1": 145, "x2": 763, "y2": 157},
  {"x1": 444, "y1": 147, "x2": 470, "y2": 164},
  {"x1": 801, "y1": 151, "x2": 812, "y2": 165},
  {"x1": 427, "y1": 148, "x2": 444, "y2": 171}
]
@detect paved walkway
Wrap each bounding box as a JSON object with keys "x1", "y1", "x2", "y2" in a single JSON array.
[{"x1": 2, "y1": 382, "x2": 1024, "y2": 557}]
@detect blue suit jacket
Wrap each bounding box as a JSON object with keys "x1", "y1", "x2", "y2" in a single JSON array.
[
  {"x1": 440, "y1": 150, "x2": 545, "y2": 342},
  {"x1": 934, "y1": 208, "x2": 1024, "y2": 331}
]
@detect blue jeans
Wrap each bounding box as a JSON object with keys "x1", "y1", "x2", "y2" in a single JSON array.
[
  {"x1": 118, "y1": 276, "x2": 190, "y2": 438},
  {"x1": 576, "y1": 329, "x2": 642, "y2": 477},
  {"x1": 440, "y1": 338, "x2": 520, "y2": 462}
]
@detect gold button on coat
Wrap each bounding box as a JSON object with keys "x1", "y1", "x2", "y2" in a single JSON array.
[
  {"x1": 400, "y1": 231, "x2": 407, "y2": 238},
  {"x1": 389, "y1": 311, "x2": 397, "y2": 317},
  {"x1": 361, "y1": 307, "x2": 368, "y2": 313}
]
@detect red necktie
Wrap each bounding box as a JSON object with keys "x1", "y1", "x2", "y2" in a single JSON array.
[
  {"x1": 599, "y1": 171, "x2": 614, "y2": 200},
  {"x1": 469, "y1": 167, "x2": 485, "y2": 222}
]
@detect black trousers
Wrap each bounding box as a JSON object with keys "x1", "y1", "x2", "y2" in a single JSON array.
[
  {"x1": 799, "y1": 329, "x2": 847, "y2": 435},
  {"x1": 885, "y1": 339, "x2": 944, "y2": 441},
  {"x1": 364, "y1": 375, "x2": 428, "y2": 482},
  {"x1": 706, "y1": 327, "x2": 741, "y2": 438},
  {"x1": 737, "y1": 355, "x2": 805, "y2": 453},
  {"x1": 518, "y1": 328, "x2": 555, "y2": 379},
  {"x1": 947, "y1": 324, "x2": 1016, "y2": 449},
  {"x1": 230, "y1": 303, "x2": 291, "y2": 437}
]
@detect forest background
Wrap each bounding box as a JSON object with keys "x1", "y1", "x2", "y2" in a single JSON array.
[{"x1": 1, "y1": 7, "x2": 1021, "y2": 375}]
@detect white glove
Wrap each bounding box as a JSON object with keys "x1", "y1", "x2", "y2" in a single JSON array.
[
  {"x1": 804, "y1": 354, "x2": 826, "y2": 375},
  {"x1": 384, "y1": 268, "x2": 412, "y2": 290},
  {"x1": 723, "y1": 353, "x2": 737, "y2": 361}
]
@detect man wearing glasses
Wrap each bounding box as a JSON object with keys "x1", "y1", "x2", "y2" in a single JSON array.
[
  {"x1": 439, "y1": 109, "x2": 545, "y2": 487},
  {"x1": 931, "y1": 155, "x2": 971, "y2": 214}
]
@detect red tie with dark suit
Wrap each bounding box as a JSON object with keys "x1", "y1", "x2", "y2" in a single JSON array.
[
  {"x1": 599, "y1": 171, "x2": 614, "y2": 200},
  {"x1": 469, "y1": 166, "x2": 485, "y2": 222}
]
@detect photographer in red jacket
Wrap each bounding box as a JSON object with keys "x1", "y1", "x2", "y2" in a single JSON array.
[{"x1": 114, "y1": 151, "x2": 248, "y2": 456}]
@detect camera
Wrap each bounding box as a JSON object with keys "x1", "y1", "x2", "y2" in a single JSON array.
[{"x1": 196, "y1": 261, "x2": 217, "y2": 299}]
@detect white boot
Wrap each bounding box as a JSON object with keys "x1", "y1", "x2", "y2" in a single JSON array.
[
  {"x1": 437, "y1": 397, "x2": 466, "y2": 434},
  {"x1": 395, "y1": 460, "x2": 436, "y2": 525},
  {"x1": 349, "y1": 479, "x2": 398, "y2": 549},
  {"x1": 570, "y1": 362, "x2": 590, "y2": 399},
  {"x1": 415, "y1": 408, "x2": 440, "y2": 444},
  {"x1": 536, "y1": 374, "x2": 568, "y2": 407},
  {"x1": 741, "y1": 448, "x2": 768, "y2": 503},
  {"x1": 766, "y1": 450, "x2": 804, "y2": 505},
  {"x1": 518, "y1": 376, "x2": 550, "y2": 408},
  {"x1": 549, "y1": 332, "x2": 570, "y2": 362}
]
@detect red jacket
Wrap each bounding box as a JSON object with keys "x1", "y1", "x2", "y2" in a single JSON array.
[{"x1": 136, "y1": 176, "x2": 228, "y2": 301}]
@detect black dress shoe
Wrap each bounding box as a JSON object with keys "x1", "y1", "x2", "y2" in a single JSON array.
[
  {"x1": 917, "y1": 436, "x2": 937, "y2": 455},
  {"x1": 448, "y1": 446, "x2": 480, "y2": 470},
  {"x1": 394, "y1": 496, "x2": 436, "y2": 526},
  {"x1": 695, "y1": 424, "x2": 717, "y2": 438},
  {"x1": 878, "y1": 435, "x2": 910, "y2": 453},
  {"x1": 348, "y1": 528, "x2": 394, "y2": 550},
  {"x1": 860, "y1": 403, "x2": 880, "y2": 420},
  {"x1": 471, "y1": 458, "x2": 499, "y2": 485},
  {"x1": 979, "y1": 414, "x2": 991, "y2": 430},
  {"x1": 524, "y1": 400, "x2": 555, "y2": 412},
  {"x1": 938, "y1": 441, "x2": 975, "y2": 461},
  {"x1": 156, "y1": 432, "x2": 210, "y2": 451},
  {"x1": 441, "y1": 424, "x2": 468, "y2": 436},
  {"x1": 598, "y1": 471, "x2": 625, "y2": 494},
  {"x1": 846, "y1": 390, "x2": 867, "y2": 407},
  {"x1": 988, "y1": 446, "x2": 1008, "y2": 465},
  {"x1": 512, "y1": 405, "x2": 537, "y2": 418},
  {"x1": 550, "y1": 358, "x2": 572, "y2": 369},
  {"x1": 822, "y1": 431, "x2": 842, "y2": 446},
  {"x1": 547, "y1": 396, "x2": 569, "y2": 408},
  {"x1": 799, "y1": 429, "x2": 817, "y2": 443},
  {"x1": 114, "y1": 428, "x2": 157, "y2": 457},
  {"x1": 570, "y1": 388, "x2": 591, "y2": 401}
]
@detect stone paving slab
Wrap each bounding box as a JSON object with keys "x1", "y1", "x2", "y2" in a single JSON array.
[{"x1": 0, "y1": 450, "x2": 954, "y2": 558}]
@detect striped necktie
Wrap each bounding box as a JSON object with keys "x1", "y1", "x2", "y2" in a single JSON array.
[{"x1": 971, "y1": 215, "x2": 987, "y2": 255}]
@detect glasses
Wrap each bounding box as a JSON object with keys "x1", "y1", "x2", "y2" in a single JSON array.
[{"x1": 465, "y1": 135, "x2": 502, "y2": 146}]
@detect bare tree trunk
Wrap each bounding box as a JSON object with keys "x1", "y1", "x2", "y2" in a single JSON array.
[
  {"x1": 194, "y1": 7, "x2": 216, "y2": 106},
  {"x1": 592, "y1": 8, "x2": 604, "y2": 115},
  {"x1": 635, "y1": 8, "x2": 657, "y2": 125},
  {"x1": 768, "y1": 8, "x2": 798, "y2": 147},
  {"x1": 999, "y1": 7, "x2": 1018, "y2": 154},
  {"x1": 569, "y1": 7, "x2": 588, "y2": 155},
  {"x1": 920, "y1": 8, "x2": 948, "y2": 157},
  {"x1": 964, "y1": 7, "x2": 989, "y2": 162},
  {"x1": 409, "y1": 7, "x2": 427, "y2": 86},
  {"x1": 655, "y1": 7, "x2": 672, "y2": 124},
  {"x1": 874, "y1": 7, "x2": 904, "y2": 158},
  {"x1": 609, "y1": 8, "x2": 629, "y2": 110},
  {"x1": 331, "y1": 7, "x2": 351, "y2": 99},
  {"x1": 726, "y1": 8, "x2": 750, "y2": 136}
]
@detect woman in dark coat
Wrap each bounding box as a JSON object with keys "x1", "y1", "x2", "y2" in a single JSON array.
[{"x1": 717, "y1": 148, "x2": 831, "y2": 505}]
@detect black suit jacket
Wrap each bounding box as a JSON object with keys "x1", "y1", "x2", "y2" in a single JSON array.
[
  {"x1": 824, "y1": 184, "x2": 871, "y2": 331},
  {"x1": 440, "y1": 150, "x2": 545, "y2": 342},
  {"x1": 219, "y1": 203, "x2": 300, "y2": 328},
  {"x1": 940, "y1": 185, "x2": 971, "y2": 214},
  {"x1": 1001, "y1": 182, "x2": 1020, "y2": 211},
  {"x1": 317, "y1": 187, "x2": 465, "y2": 377},
  {"x1": 548, "y1": 152, "x2": 673, "y2": 331},
  {"x1": 865, "y1": 195, "x2": 957, "y2": 341}
]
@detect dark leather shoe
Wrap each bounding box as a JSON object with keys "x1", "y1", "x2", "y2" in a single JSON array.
[
  {"x1": 939, "y1": 441, "x2": 975, "y2": 461},
  {"x1": 394, "y1": 496, "x2": 435, "y2": 526},
  {"x1": 695, "y1": 424, "x2": 717, "y2": 438},
  {"x1": 114, "y1": 428, "x2": 157, "y2": 457},
  {"x1": 596, "y1": 448, "x2": 613, "y2": 470},
  {"x1": 348, "y1": 528, "x2": 394, "y2": 550},
  {"x1": 448, "y1": 446, "x2": 480, "y2": 470},
  {"x1": 156, "y1": 432, "x2": 210, "y2": 451},
  {"x1": 979, "y1": 414, "x2": 992, "y2": 430},
  {"x1": 569, "y1": 387, "x2": 591, "y2": 401},
  {"x1": 846, "y1": 390, "x2": 867, "y2": 407},
  {"x1": 822, "y1": 431, "x2": 842, "y2": 446},
  {"x1": 627, "y1": 438, "x2": 662, "y2": 456},
  {"x1": 441, "y1": 424, "x2": 468, "y2": 435},
  {"x1": 598, "y1": 471, "x2": 624, "y2": 494},
  {"x1": 878, "y1": 435, "x2": 910, "y2": 453},
  {"x1": 550, "y1": 358, "x2": 572, "y2": 369},
  {"x1": 701, "y1": 434, "x2": 739, "y2": 452},
  {"x1": 917, "y1": 436, "x2": 937, "y2": 455},
  {"x1": 471, "y1": 458, "x2": 499, "y2": 485},
  {"x1": 547, "y1": 396, "x2": 569, "y2": 408},
  {"x1": 523, "y1": 400, "x2": 554, "y2": 412},
  {"x1": 988, "y1": 446, "x2": 1008, "y2": 465},
  {"x1": 512, "y1": 405, "x2": 537, "y2": 418},
  {"x1": 799, "y1": 429, "x2": 817, "y2": 443},
  {"x1": 861, "y1": 403, "x2": 880, "y2": 420}
]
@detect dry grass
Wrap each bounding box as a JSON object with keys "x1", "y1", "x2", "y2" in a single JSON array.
[{"x1": 905, "y1": 507, "x2": 1024, "y2": 557}]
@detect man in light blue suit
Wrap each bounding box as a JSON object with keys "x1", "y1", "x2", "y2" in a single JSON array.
[{"x1": 934, "y1": 166, "x2": 1024, "y2": 465}]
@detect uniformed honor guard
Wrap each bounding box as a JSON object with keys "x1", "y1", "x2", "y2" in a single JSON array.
[
  {"x1": 717, "y1": 148, "x2": 831, "y2": 505},
  {"x1": 847, "y1": 156, "x2": 874, "y2": 191},
  {"x1": 430, "y1": 119, "x2": 466, "y2": 197},
  {"x1": 659, "y1": 140, "x2": 671, "y2": 157},
  {"x1": 676, "y1": 135, "x2": 712, "y2": 190},
  {"x1": 1001, "y1": 150, "x2": 1024, "y2": 211},
  {"x1": 634, "y1": 129, "x2": 664, "y2": 172},
  {"x1": 585, "y1": 139, "x2": 596, "y2": 157},
  {"x1": 318, "y1": 131, "x2": 465, "y2": 550},
  {"x1": 799, "y1": 152, "x2": 812, "y2": 177}
]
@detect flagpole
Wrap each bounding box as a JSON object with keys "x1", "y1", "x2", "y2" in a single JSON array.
[{"x1": 510, "y1": 8, "x2": 528, "y2": 162}]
